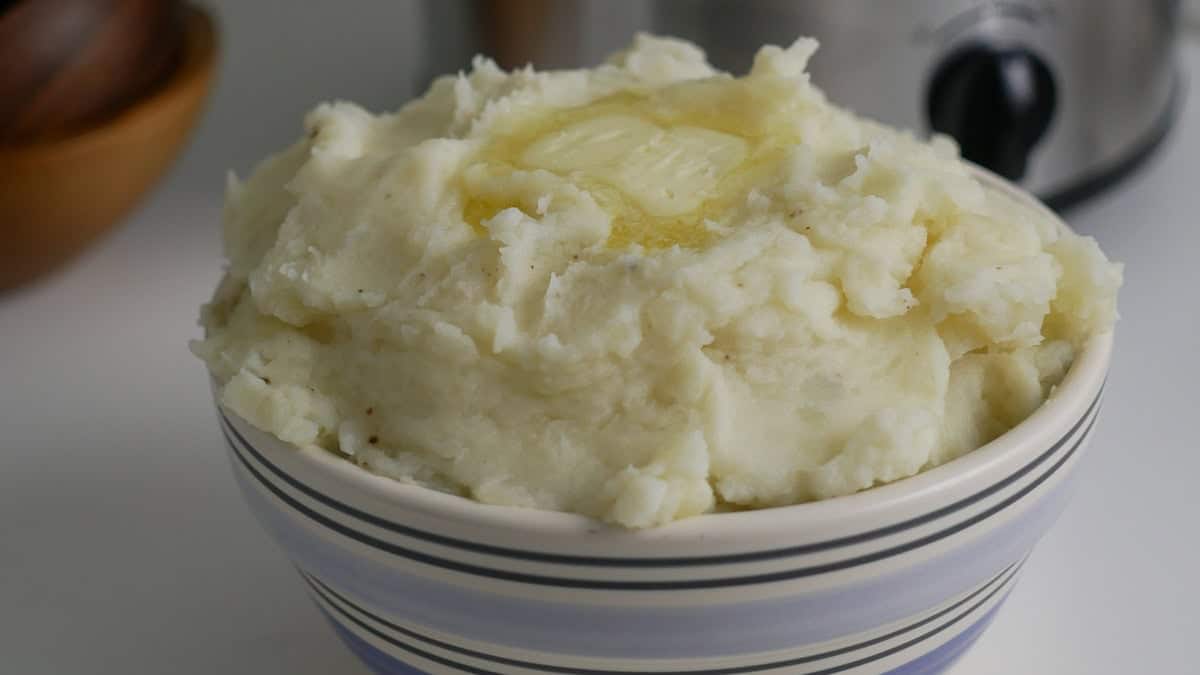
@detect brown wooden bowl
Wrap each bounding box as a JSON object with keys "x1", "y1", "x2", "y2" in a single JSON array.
[
  {"x1": 0, "y1": 5, "x2": 216, "y2": 291},
  {"x1": 0, "y1": 0, "x2": 187, "y2": 142}
]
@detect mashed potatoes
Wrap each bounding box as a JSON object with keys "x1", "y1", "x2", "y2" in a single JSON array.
[{"x1": 193, "y1": 36, "x2": 1121, "y2": 528}]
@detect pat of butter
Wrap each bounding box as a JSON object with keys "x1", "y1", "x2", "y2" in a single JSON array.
[
  {"x1": 520, "y1": 115, "x2": 748, "y2": 217},
  {"x1": 460, "y1": 91, "x2": 777, "y2": 249}
]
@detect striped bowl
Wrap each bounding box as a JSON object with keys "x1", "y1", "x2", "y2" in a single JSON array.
[
  {"x1": 215, "y1": 325, "x2": 1109, "y2": 675},
  {"x1": 210, "y1": 170, "x2": 1113, "y2": 675}
]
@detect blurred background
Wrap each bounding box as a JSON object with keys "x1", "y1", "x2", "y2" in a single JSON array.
[
  {"x1": 75, "y1": 0, "x2": 1195, "y2": 206},
  {"x1": 4, "y1": 0, "x2": 1190, "y2": 292},
  {"x1": 2, "y1": 1, "x2": 1199, "y2": 674}
]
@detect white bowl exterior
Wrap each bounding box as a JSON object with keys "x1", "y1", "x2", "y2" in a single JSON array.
[{"x1": 215, "y1": 329, "x2": 1107, "y2": 673}]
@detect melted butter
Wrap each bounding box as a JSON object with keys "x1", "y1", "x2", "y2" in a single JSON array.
[{"x1": 460, "y1": 81, "x2": 802, "y2": 250}]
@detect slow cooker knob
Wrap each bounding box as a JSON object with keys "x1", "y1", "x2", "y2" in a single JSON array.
[{"x1": 927, "y1": 45, "x2": 1056, "y2": 181}]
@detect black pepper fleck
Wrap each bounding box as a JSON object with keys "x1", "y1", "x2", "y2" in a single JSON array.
[
  {"x1": 366, "y1": 407, "x2": 374, "y2": 416},
  {"x1": 262, "y1": 377, "x2": 271, "y2": 384},
  {"x1": 368, "y1": 435, "x2": 379, "y2": 445}
]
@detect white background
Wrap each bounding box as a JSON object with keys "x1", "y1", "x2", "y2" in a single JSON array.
[{"x1": 2, "y1": 2, "x2": 1197, "y2": 673}]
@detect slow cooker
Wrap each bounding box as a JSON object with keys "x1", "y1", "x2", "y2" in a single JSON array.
[{"x1": 463, "y1": 0, "x2": 1182, "y2": 209}]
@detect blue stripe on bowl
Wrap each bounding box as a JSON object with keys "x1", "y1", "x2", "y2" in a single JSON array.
[
  {"x1": 311, "y1": 570, "x2": 1016, "y2": 674},
  {"x1": 219, "y1": 400, "x2": 1098, "y2": 590},
  {"x1": 327, "y1": 615, "x2": 429, "y2": 675},
  {"x1": 324, "y1": 600, "x2": 1008, "y2": 675},
  {"x1": 226, "y1": 424, "x2": 1078, "y2": 659},
  {"x1": 216, "y1": 384, "x2": 1101, "y2": 570},
  {"x1": 301, "y1": 560, "x2": 1021, "y2": 674},
  {"x1": 882, "y1": 600, "x2": 1005, "y2": 675}
]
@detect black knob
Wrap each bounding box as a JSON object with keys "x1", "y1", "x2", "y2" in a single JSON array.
[{"x1": 927, "y1": 44, "x2": 1056, "y2": 181}]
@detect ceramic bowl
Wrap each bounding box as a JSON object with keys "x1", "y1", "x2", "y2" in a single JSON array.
[{"x1": 210, "y1": 171, "x2": 1113, "y2": 674}]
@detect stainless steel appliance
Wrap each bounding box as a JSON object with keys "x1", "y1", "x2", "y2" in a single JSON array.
[{"x1": 463, "y1": 0, "x2": 1182, "y2": 209}]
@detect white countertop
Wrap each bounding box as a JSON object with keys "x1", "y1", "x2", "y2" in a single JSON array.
[{"x1": 2, "y1": 5, "x2": 1198, "y2": 673}]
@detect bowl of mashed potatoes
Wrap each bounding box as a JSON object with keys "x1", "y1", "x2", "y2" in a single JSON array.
[{"x1": 197, "y1": 35, "x2": 1119, "y2": 674}]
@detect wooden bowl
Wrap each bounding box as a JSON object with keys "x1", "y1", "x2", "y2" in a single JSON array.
[
  {"x1": 0, "y1": 5, "x2": 215, "y2": 291},
  {"x1": 0, "y1": 0, "x2": 187, "y2": 142}
]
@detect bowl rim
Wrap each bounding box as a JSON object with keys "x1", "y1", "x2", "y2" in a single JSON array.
[
  {"x1": 215, "y1": 167, "x2": 1114, "y2": 540},
  {"x1": 0, "y1": 5, "x2": 217, "y2": 157}
]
